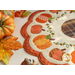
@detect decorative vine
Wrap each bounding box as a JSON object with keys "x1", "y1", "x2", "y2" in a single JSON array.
[
  {"x1": 55, "y1": 12, "x2": 67, "y2": 20},
  {"x1": 46, "y1": 23, "x2": 54, "y2": 38},
  {"x1": 53, "y1": 42, "x2": 75, "y2": 48},
  {"x1": 48, "y1": 12, "x2": 67, "y2": 21},
  {"x1": 46, "y1": 11, "x2": 75, "y2": 49}
]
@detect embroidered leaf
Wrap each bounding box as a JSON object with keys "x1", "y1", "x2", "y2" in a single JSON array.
[
  {"x1": 52, "y1": 33, "x2": 54, "y2": 35},
  {"x1": 70, "y1": 44, "x2": 72, "y2": 47},
  {"x1": 63, "y1": 42, "x2": 65, "y2": 44},
  {"x1": 46, "y1": 24, "x2": 49, "y2": 25},
  {"x1": 0, "y1": 35, "x2": 23, "y2": 65},
  {"x1": 60, "y1": 43, "x2": 62, "y2": 46},
  {"x1": 56, "y1": 42, "x2": 59, "y2": 44},
  {"x1": 45, "y1": 34, "x2": 51, "y2": 39},
  {"x1": 48, "y1": 17, "x2": 54, "y2": 20},
  {"x1": 73, "y1": 10, "x2": 75, "y2": 13}
]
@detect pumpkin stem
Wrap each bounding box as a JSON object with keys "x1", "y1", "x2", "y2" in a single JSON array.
[
  {"x1": 61, "y1": 48, "x2": 66, "y2": 51},
  {"x1": 0, "y1": 21, "x2": 2, "y2": 27},
  {"x1": 41, "y1": 29, "x2": 45, "y2": 31},
  {"x1": 50, "y1": 38, "x2": 55, "y2": 40}
]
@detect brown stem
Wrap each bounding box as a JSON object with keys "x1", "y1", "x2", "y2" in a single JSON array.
[
  {"x1": 48, "y1": 20, "x2": 51, "y2": 23},
  {"x1": 50, "y1": 38, "x2": 55, "y2": 40},
  {"x1": 61, "y1": 48, "x2": 66, "y2": 51},
  {"x1": 56, "y1": 12, "x2": 58, "y2": 14},
  {"x1": 41, "y1": 29, "x2": 45, "y2": 31},
  {"x1": 70, "y1": 11, "x2": 73, "y2": 13}
]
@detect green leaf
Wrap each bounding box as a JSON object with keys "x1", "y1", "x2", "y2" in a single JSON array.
[
  {"x1": 63, "y1": 42, "x2": 65, "y2": 44},
  {"x1": 73, "y1": 10, "x2": 75, "y2": 12},
  {"x1": 50, "y1": 27, "x2": 52, "y2": 29},
  {"x1": 4, "y1": 10, "x2": 8, "y2": 16},
  {"x1": 52, "y1": 33, "x2": 54, "y2": 35},
  {"x1": 47, "y1": 26, "x2": 49, "y2": 28},
  {"x1": 70, "y1": 45, "x2": 72, "y2": 47},
  {"x1": 48, "y1": 17, "x2": 54, "y2": 20},
  {"x1": 45, "y1": 34, "x2": 51, "y2": 39},
  {"x1": 56, "y1": 42, "x2": 59, "y2": 44},
  {"x1": 23, "y1": 11, "x2": 31, "y2": 17},
  {"x1": 46, "y1": 24, "x2": 49, "y2": 25},
  {"x1": 60, "y1": 44, "x2": 62, "y2": 46}
]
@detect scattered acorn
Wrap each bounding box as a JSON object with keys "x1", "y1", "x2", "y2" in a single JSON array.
[
  {"x1": 24, "y1": 58, "x2": 31, "y2": 65},
  {"x1": 21, "y1": 58, "x2": 39, "y2": 65}
]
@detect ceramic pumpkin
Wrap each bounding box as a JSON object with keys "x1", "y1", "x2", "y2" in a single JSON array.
[
  {"x1": 0, "y1": 12, "x2": 15, "y2": 39},
  {"x1": 0, "y1": 10, "x2": 15, "y2": 18}
]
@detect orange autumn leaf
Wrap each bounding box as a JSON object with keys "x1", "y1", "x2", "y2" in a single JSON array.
[
  {"x1": 0, "y1": 35, "x2": 23, "y2": 65},
  {"x1": 15, "y1": 10, "x2": 31, "y2": 17}
]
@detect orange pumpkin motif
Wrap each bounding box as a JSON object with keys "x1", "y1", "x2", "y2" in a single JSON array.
[
  {"x1": 49, "y1": 48, "x2": 65, "y2": 61},
  {"x1": 0, "y1": 12, "x2": 15, "y2": 39},
  {"x1": 33, "y1": 35, "x2": 52, "y2": 49},
  {"x1": 36, "y1": 13, "x2": 52, "y2": 23},
  {"x1": 31, "y1": 25, "x2": 42, "y2": 34},
  {"x1": 71, "y1": 50, "x2": 75, "y2": 64},
  {"x1": 66, "y1": 10, "x2": 73, "y2": 11},
  {"x1": 49, "y1": 10, "x2": 61, "y2": 13}
]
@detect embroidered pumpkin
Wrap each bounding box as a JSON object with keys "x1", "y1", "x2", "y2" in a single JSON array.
[
  {"x1": 0, "y1": 10, "x2": 15, "y2": 18},
  {"x1": 66, "y1": 10, "x2": 73, "y2": 11},
  {"x1": 0, "y1": 12, "x2": 15, "y2": 39},
  {"x1": 49, "y1": 10, "x2": 61, "y2": 13},
  {"x1": 49, "y1": 48, "x2": 65, "y2": 61},
  {"x1": 36, "y1": 13, "x2": 52, "y2": 23},
  {"x1": 31, "y1": 25, "x2": 42, "y2": 34},
  {"x1": 33, "y1": 35, "x2": 52, "y2": 49},
  {"x1": 71, "y1": 51, "x2": 75, "y2": 64}
]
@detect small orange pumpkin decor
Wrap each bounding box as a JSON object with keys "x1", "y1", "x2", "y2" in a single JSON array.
[
  {"x1": 33, "y1": 35, "x2": 52, "y2": 49},
  {"x1": 66, "y1": 10, "x2": 73, "y2": 11},
  {"x1": 49, "y1": 10, "x2": 61, "y2": 13},
  {"x1": 0, "y1": 10, "x2": 15, "y2": 19},
  {"x1": 36, "y1": 13, "x2": 52, "y2": 23},
  {"x1": 49, "y1": 48, "x2": 65, "y2": 61},
  {"x1": 31, "y1": 25, "x2": 42, "y2": 34},
  {"x1": 71, "y1": 50, "x2": 75, "y2": 64},
  {"x1": 0, "y1": 12, "x2": 15, "y2": 39}
]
